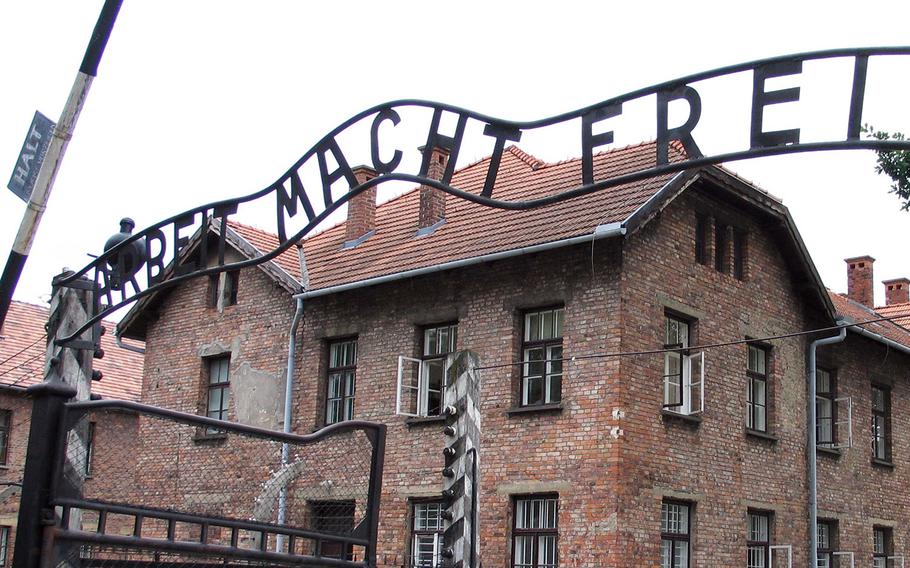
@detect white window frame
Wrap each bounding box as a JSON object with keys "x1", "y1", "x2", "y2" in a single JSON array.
[
  {"x1": 890, "y1": 556, "x2": 906, "y2": 568},
  {"x1": 832, "y1": 396, "x2": 853, "y2": 449},
  {"x1": 397, "y1": 356, "x2": 423, "y2": 418},
  {"x1": 768, "y1": 544, "x2": 792, "y2": 568},
  {"x1": 832, "y1": 551, "x2": 854, "y2": 568},
  {"x1": 664, "y1": 351, "x2": 705, "y2": 416}
]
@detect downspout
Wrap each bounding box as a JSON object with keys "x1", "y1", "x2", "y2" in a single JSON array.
[
  {"x1": 115, "y1": 333, "x2": 146, "y2": 354},
  {"x1": 277, "y1": 297, "x2": 304, "y2": 550},
  {"x1": 807, "y1": 320, "x2": 846, "y2": 568}
]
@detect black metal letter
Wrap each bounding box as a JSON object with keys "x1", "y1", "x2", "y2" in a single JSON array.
[
  {"x1": 275, "y1": 172, "x2": 316, "y2": 243},
  {"x1": 420, "y1": 109, "x2": 468, "y2": 184},
  {"x1": 581, "y1": 103, "x2": 622, "y2": 185},
  {"x1": 656, "y1": 86, "x2": 703, "y2": 165},
  {"x1": 847, "y1": 55, "x2": 869, "y2": 140},
  {"x1": 370, "y1": 108, "x2": 403, "y2": 174},
  {"x1": 751, "y1": 61, "x2": 802, "y2": 148},
  {"x1": 316, "y1": 138, "x2": 358, "y2": 209},
  {"x1": 173, "y1": 213, "x2": 197, "y2": 275},
  {"x1": 480, "y1": 123, "x2": 522, "y2": 197},
  {"x1": 145, "y1": 228, "x2": 166, "y2": 285}
]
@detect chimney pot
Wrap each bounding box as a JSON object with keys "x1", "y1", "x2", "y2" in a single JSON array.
[
  {"x1": 845, "y1": 255, "x2": 875, "y2": 307},
  {"x1": 883, "y1": 277, "x2": 910, "y2": 306},
  {"x1": 345, "y1": 166, "x2": 378, "y2": 243}
]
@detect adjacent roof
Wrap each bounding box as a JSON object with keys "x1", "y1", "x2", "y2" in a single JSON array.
[
  {"x1": 876, "y1": 302, "x2": 910, "y2": 330},
  {"x1": 0, "y1": 301, "x2": 143, "y2": 400},
  {"x1": 829, "y1": 292, "x2": 910, "y2": 349}
]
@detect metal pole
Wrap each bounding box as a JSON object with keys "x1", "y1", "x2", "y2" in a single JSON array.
[{"x1": 0, "y1": 0, "x2": 123, "y2": 328}]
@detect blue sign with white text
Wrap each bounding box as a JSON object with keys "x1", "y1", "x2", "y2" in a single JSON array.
[{"x1": 7, "y1": 111, "x2": 55, "y2": 202}]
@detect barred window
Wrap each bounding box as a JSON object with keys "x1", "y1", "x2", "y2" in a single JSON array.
[
  {"x1": 747, "y1": 512, "x2": 770, "y2": 568},
  {"x1": 661, "y1": 501, "x2": 690, "y2": 568},
  {"x1": 512, "y1": 495, "x2": 558, "y2": 568},
  {"x1": 873, "y1": 527, "x2": 892, "y2": 568},
  {"x1": 326, "y1": 339, "x2": 357, "y2": 424},
  {"x1": 411, "y1": 502, "x2": 444, "y2": 567},
  {"x1": 817, "y1": 521, "x2": 835, "y2": 568}
]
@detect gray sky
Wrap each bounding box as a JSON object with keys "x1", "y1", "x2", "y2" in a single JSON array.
[{"x1": 2, "y1": 1, "x2": 908, "y2": 312}]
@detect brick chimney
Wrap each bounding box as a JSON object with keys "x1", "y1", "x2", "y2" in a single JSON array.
[
  {"x1": 418, "y1": 146, "x2": 449, "y2": 230},
  {"x1": 345, "y1": 166, "x2": 378, "y2": 243},
  {"x1": 845, "y1": 255, "x2": 875, "y2": 307},
  {"x1": 883, "y1": 277, "x2": 910, "y2": 306}
]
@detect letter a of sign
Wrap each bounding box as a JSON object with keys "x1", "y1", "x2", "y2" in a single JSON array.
[{"x1": 7, "y1": 111, "x2": 55, "y2": 202}]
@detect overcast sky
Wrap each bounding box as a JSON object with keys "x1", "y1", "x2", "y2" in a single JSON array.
[{"x1": 1, "y1": 1, "x2": 908, "y2": 312}]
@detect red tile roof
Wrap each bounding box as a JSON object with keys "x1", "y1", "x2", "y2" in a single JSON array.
[
  {"x1": 876, "y1": 302, "x2": 910, "y2": 329},
  {"x1": 300, "y1": 143, "x2": 681, "y2": 291},
  {"x1": 227, "y1": 221, "x2": 302, "y2": 281},
  {"x1": 829, "y1": 292, "x2": 910, "y2": 349},
  {"x1": 0, "y1": 301, "x2": 143, "y2": 400}
]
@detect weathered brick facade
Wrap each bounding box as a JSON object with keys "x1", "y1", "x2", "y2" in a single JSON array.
[{"x1": 112, "y1": 145, "x2": 910, "y2": 567}]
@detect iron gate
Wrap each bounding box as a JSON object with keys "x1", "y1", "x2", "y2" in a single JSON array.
[{"x1": 15, "y1": 384, "x2": 385, "y2": 568}]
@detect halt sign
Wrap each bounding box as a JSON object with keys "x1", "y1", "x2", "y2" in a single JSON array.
[{"x1": 7, "y1": 111, "x2": 55, "y2": 202}]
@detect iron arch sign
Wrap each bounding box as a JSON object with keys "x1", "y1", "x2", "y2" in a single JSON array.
[{"x1": 58, "y1": 47, "x2": 910, "y2": 344}]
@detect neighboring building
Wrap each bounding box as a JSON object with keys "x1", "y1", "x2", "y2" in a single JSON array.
[
  {"x1": 0, "y1": 300, "x2": 144, "y2": 565},
  {"x1": 114, "y1": 142, "x2": 910, "y2": 567}
]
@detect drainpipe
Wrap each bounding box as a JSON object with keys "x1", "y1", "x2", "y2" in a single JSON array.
[
  {"x1": 807, "y1": 320, "x2": 846, "y2": 568},
  {"x1": 115, "y1": 333, "x2": 146, "y2": 354},
  {"x1": 276, "y1": 297, "x2": 304, "y2": 550}
]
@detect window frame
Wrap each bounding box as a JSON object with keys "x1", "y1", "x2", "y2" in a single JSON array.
[
  {"x1": 872, "y1": 384, "x2": 892, "y2": 462},
  {"x1": 326, "y1": 338, "x2": 357, "y2": 425},
  {"x1": 311, "y1": 500, "x2": 355, "y2": 561},
  {"x1": 0, "y1": 410, "x2": 11, "y2": 466},
  {"x1": 0, "y1": 526, "x2": 8, "y2": 568},
  {"x1": 873, "y1": 526, "x2": 892, "y2": 568},
  {"x1": 746, "y1": 343, "x2": 770, "y2": 433},
  {"x1": 661, "y1": 500, "x2": 691, "y2": 568},
  {"x1": 817, "y1": 520, "x2": 835, "y2": 568},
  {"x1": 815, "y1": 368, "x2": 836, "y2": 448},
  {"x1": 511, "y1": 494, "x2": 559, "y2": 568},
  {"x1": 410, "y1": 500, "x2": 444, "y2": 568},
  {"x1": 662, "y1": 314, "x2": 703, "y2": 415},
  {"x1": 208, "y1": 270, "x2": 239, "y2": 308},
  {"x1": 418, "y1": 323, "x2": 458, "y2": 417},
  {"x1": 520, "y1": 307, "x2": 564, "y2": 408},
  {"x1": 205, "y1": 356, "x2": 231, "y2": 423},
  {"x1": 747, "y1": 511, "x2": 771, "y2": 568}
]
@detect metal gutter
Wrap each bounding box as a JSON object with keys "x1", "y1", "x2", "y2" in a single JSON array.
[
  {"x1": 295, "y1": 223, "x2": 627, "y2": 300},
  {"x1": 115, "y1": 333, "x2": 145, "y2": 355},
  {"x1": 847, "y1": 323, "x2": 910, "y2": 355}
]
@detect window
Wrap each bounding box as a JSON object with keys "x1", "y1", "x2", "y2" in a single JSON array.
[
  {"x1": 208, "y1": 270, "x2": 239, "y2": 308},
  {"x1": 714, "y1": 222, "x2": 728, "y2": 273},
  {"x1": 816, "y1": 369, "x2": 835, "y2": 448},
  {"x1": 873, "y1": 527, "x2": 892, "y2": 568},
  {"x1": 326, "y1": 339, "x2": 357, "y2": 424},
  {"x1": 411, "y1": 501, "x2": 444, "y2": 567},
  {"x1": 661, "y1": 501, "x2": 690, "y2": 568},
  {"x1": 421, "y1": 324, "x2": 457, "y2": 416},
  {"x1": 0, "y1": 526, "x2": 8, "y2": 567},
  {"x1": 206, "y1": 356, "x2": 231, "y2": 423},
  {"x1": 85, "y1": 421, "x2": 96, "y2": 476},
  {"x1": 746, "y1": 344, "x2": 769, "y2": 432},
  {"x1": 521, "y1": 308, "x2": 564, "y2": 407},
  {"x1": 512, "y1": 495, "x2": 558, "y2": 568},
  {"x1": 312, "y1": 501, "x2": 354, "y2": 560},
  {"x1": 733, "y1": 230, "x2": 747, "y2": 280},
  {"x1": 0, "y1": 410, "x2": 10, "y2": 465},
  {"x1": 663, "y1": 315, "x2": 704, "y2": 415},
  {"x1": 695, "y1": 216, "x2": 709, "y2": 265},
  {"x1": 747, "y1": 512, "x2": 770, "y2": 568},
  {"x1": 817, "y1": 521, "x2": 835, "y2": 568},
  {"x1": 872, "y1": 385, "x2": 891, "y2": 462}
]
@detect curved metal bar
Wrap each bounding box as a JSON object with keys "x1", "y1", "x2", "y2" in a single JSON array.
[
  {"x1": 53, "y1": 47, "x2": 910, "y2": 344},
  {"x1": 64, "y1": 398, "x2": 383, "y2": 445}
]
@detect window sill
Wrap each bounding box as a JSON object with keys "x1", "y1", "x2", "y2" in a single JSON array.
[
  {"x1": 506, "y1": 403, "x2": 563, "y2": 417},
  {"x1": 405, "y1": 415, "x2": 445, "y2": 427},
  {"x1": 872, "y1": 458, "x2": 895, "y2": 469},
  {"x1": 816, "y1": 446, "x2": 842, "y2": 458},
  {"x1": 745, "y1": 429, "x2": 778, "y2": 443},
  {"x1": 661, "y1": 409, "x2": 702, "y2": 425}
]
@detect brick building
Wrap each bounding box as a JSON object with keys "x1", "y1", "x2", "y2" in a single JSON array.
[
  {"x1": 0, "y1": 300, "x2": 144, "y2": 565},
  {"x1": 115, "y1": 142, "x2": 910, "y2": 567}
]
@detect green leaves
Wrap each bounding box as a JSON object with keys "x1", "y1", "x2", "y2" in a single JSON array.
[{"x1": 863, "y1": 124, "x2": 910, "y2": 211}]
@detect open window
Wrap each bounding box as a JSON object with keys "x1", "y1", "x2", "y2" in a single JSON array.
[
  {"x1": 816, "y1": 368, "x2": 853, "y2": 450},
  {"x1": 769, "y1": 544, "x2": 792, "y2": 568},
  {"x1": 663, "y1": 314, "x2": 704, "y2": 415},
  {"x1": 397, "y1": 325, "x2": 457, "y2": 418}
]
